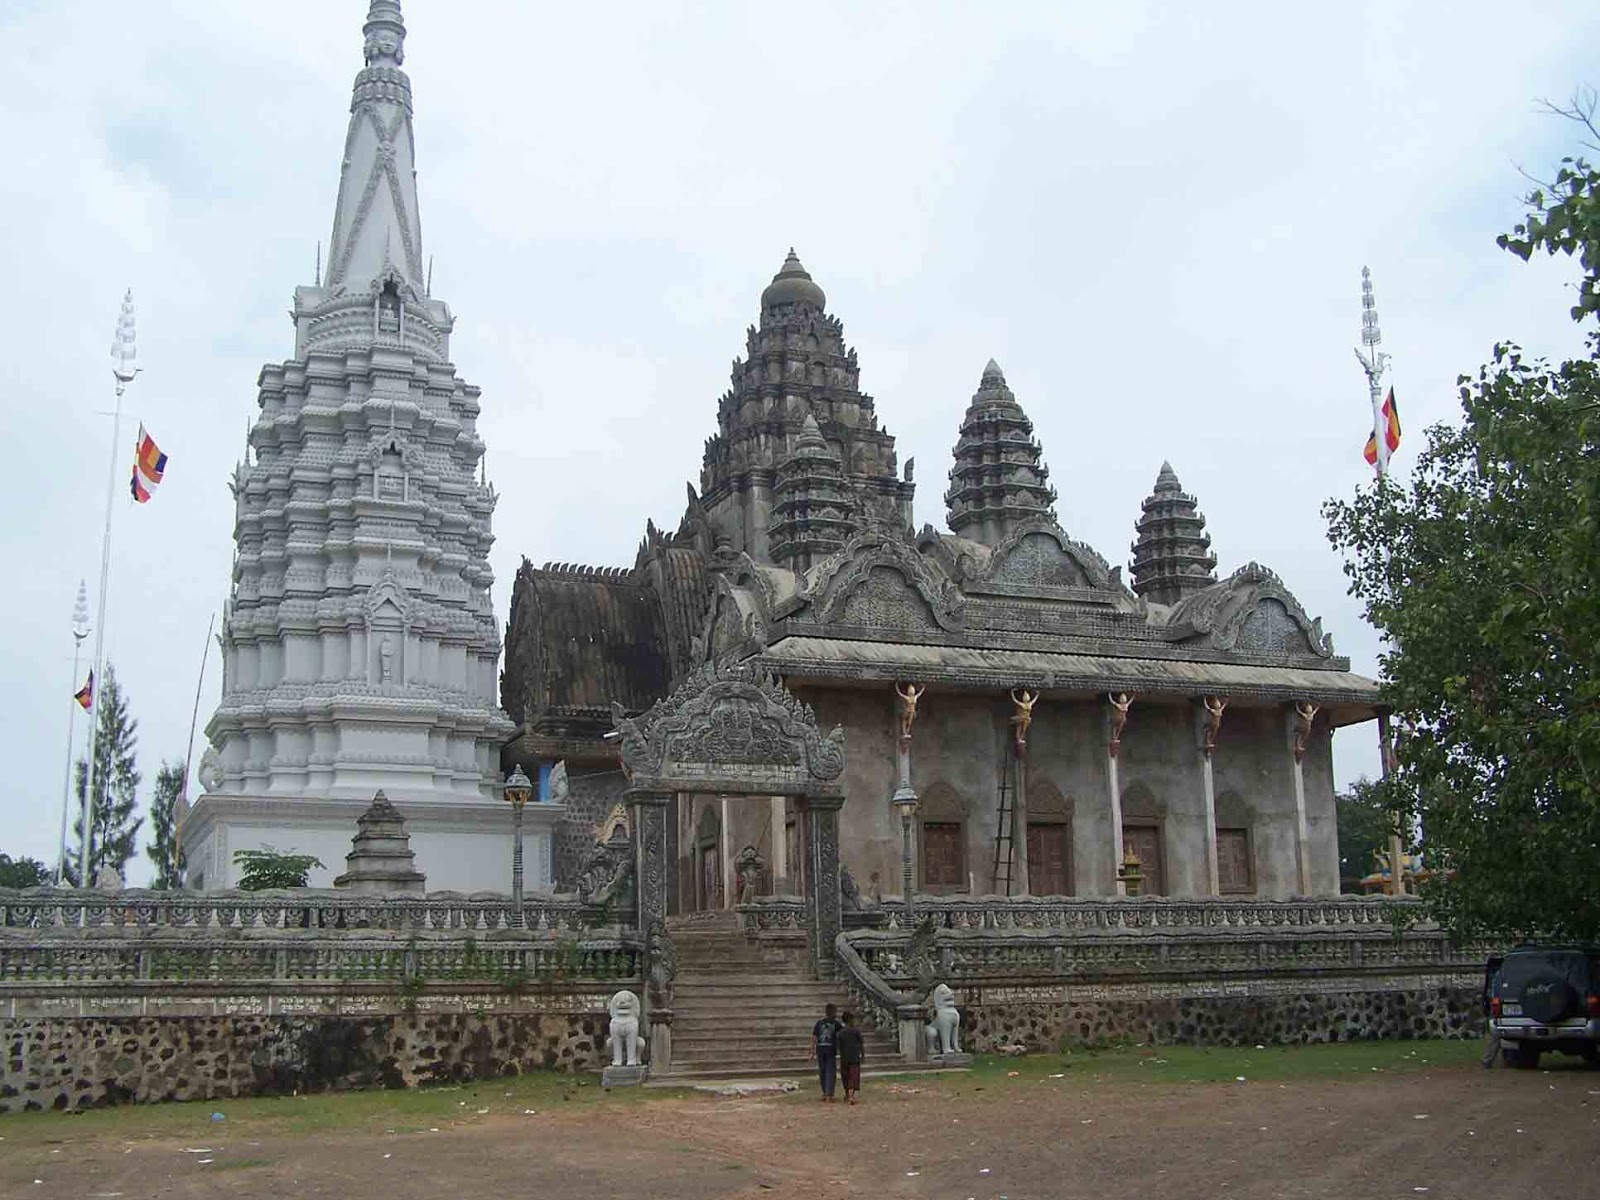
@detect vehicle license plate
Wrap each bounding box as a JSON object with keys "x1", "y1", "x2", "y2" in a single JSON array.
[{"x1": 1503, "y1": 1002, "x2": 1522, "y2": 1016}]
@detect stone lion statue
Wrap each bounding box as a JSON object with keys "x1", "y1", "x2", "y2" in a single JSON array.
[
  {"x1": 925, "y1": 982, "x2": 962, "y2": 1055},
  {"x1": 608, "y1": 989, "x2": 642, "y2": 1067}
]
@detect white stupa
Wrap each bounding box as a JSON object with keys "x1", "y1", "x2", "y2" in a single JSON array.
[{"x1": 182, "y1": 1, "x2": 557, "y2": 891}]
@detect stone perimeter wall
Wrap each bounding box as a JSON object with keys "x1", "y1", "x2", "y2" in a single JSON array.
[
  {"x1": 3, "y1": 1009, "x2": 606, "y2": 1114},
  {"x1": 963, "y1": 981, "x2": 1482, "y2": 1052}
]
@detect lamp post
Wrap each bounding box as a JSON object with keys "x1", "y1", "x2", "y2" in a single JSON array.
[
  {"x1": 893, "y1": 783, "x2": 919, "y2": 922},
  {"x1": 504, "y1": 765, "x2": 533, "y2": 928}
]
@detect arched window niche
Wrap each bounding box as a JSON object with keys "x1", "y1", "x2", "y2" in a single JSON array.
[
  {"x1": 917, "y1": 781, "x2": 968, "y2": 895},
  {"x1": 1120, "y1": 782, "x2": 1166, "y2": 897}
]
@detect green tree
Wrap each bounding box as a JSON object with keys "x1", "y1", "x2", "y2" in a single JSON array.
[
  {"x1": 233, "y1": 847, "x2": 324, "y2": 890},
  {"x1": 1335, "y1": 779, "x2": 1398, "y2": 892},
  {"x1": 67, "y1": 662, "x2": 142, "y2": 884},
  {"x1": 1325, "y1": 117, "x2": 1600, "y2": 942},
  {"x1": 146, "y1": 760, "x2": 186, "y2": 890},
  {"x1": 0, "y1": 853, "x2": 50, "y2": 888}
]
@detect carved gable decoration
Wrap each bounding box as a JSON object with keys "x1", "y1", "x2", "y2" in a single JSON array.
[
  {"x1": 970, "y1": 521, "x2": 1128, "y2": 599},
  {"x1": 838, "y1": 566, "x2": 940, "y2": 631},
  {"x1": 1167, "y1": 562, "x2": 1334, "y2": 659},
  {"x1": 801, "y1": 531, "x2": 964, "y2": 632},
  {"x1": 703, "y1": 575, "x2": 768, "y2": 663},
  {"x1": 611, "y1": 660, "x2": 845, "y2": 796}
]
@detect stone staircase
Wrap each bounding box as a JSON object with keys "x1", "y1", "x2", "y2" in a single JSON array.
[{"x1": 653, "y1": 912, "x2": 902, "y2": 1082}]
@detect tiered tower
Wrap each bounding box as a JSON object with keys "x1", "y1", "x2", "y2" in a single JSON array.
[
  {"x1": 183, "y1": 1, "x2": 526, "y2": 892},
  {"x1": 699, "y1": 251, "x2": 913, "y2": 561},
  {"x1": 768, "y1": 412, "x2": 856, "y2": 572},
  {"x1": 944, "y1": 359, "x2": 1057, "y2": 545},
  {"x1": 1129, "y1": 462, "x2": 1218, "y2": 605}
]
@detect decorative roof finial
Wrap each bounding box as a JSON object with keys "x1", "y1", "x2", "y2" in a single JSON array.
[
  {"x1": 363, "y1": 1, "x2": 406, "y2": 68},
  {"x1": 110, "y1": 289, "x2": 137, "y2": 387},
  {"x1": 760, "y1": 249, "x2": 827, "y2": 312}
]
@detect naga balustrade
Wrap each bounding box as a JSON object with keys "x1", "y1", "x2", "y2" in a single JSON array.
[
  {"x1": 0, "y1": 935, "x2": 644, "y2": 987},
  {"x1": 869, "y1": 894, "x2": 1432, "y2": 933},
  {"x1": 0, "y1": 887, "x2": 603, "y2": 934}
]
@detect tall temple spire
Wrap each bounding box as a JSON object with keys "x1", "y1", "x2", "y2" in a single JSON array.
[
  {"x1": 190, "y1": 3, "x2": 512, "y2": 893},
  {"x1": 769, "y1": 411, "x2": 856, "y2": 573},
  {"x1": 697, "y1": 251, "x2": 909, "y2": 562},
  {"x1": 1129, "y1": 462, "x2": 1217, "y2": 605},
  {"x1": 324, "y1": 1, "x2": 424, "y2": 295},
  {"x1": 944, "y1": 359, "x2": 1057, "y2": 545}
]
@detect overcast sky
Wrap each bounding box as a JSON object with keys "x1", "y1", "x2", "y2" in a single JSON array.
[{"x1": 1, "y1": 1, "x2": 1594, "y2": 882}]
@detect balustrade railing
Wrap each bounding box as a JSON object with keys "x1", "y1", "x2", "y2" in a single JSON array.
[
  {"x1": 0, "y1": 931, "x2": 644, "y2": 987},
  {"x1": 735, "y1": 899, "x2": 809, "y2": 935},
  {"x1": 871, "y1": 894, "x2": 1430, "y2": 933},
  {"x1": 0, "y1": 887, "x2": 606, "y2": 934},
  {"x1": 842, "y1": 919, "x2": 1485, "y2": 991}
]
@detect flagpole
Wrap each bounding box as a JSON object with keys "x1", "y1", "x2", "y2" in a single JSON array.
[
  {"x1": 79, "y1": 291, "x2": 138, "y2": 890},
  {"x1": 1355, "y1": 267, "x2": 1406, "y2": 896},
  {"x1": 55, "y1": 583, "x2": 91, "y2": 885},
  {"x1": 175, "y1": 611, "x2": 216, "y2": 889}
]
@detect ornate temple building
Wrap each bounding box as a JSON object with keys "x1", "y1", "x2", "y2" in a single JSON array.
[
  {"x1": 182, "y1": 2, "x2": 536, "y2": 890},
  {"x1": 503, "y1": 254, "x2": 1381, "y2": 905}
]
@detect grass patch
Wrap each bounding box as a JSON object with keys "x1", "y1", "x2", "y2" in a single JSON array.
[
  {"x1": 0, "y1": 1040, "x2": 1485, "y2": 1151},
  {"x1": 0, "y1": 1069, "x2": 687, "y2": 1151},
  {"x1": 922, "y1": 1039, "x2": 1483, "y2": 1089}
]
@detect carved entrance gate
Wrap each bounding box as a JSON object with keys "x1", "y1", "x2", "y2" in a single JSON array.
[{"x1": 611, "y1": 662, "x2": 847, "y2": 1066}]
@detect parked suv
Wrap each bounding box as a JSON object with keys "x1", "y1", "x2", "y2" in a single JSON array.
[{"x1": 1489, "y1": 945, "x2": 1600, "y2": 1069}]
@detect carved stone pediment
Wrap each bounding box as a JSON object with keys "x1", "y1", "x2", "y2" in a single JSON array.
[
  {"x1": 704, "y1": 576, "x2": 768, "y2": 662},
  {"x1": 969, "y1": 520, "x2": 1130, "y2": 597},
  {"x1": 800, "y1": 531, "x2": 964, "y2": 632},
  {"x1": 611, "y1": 660, "x2": 845, "y2": 795},
  {"x1": 1166, "y1": 562, "x2": 1334, "y2": 659}
]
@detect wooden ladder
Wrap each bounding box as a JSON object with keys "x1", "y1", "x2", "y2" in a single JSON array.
[{"x1": 990, "y1": 744, "x2": 1018, "y2": 896}]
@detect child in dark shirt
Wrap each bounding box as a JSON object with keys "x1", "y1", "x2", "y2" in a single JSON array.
[
  {"x1": 836, "y1": 1011, "x2": 865, "y2": 1105},
  {"x1": 811, "y1": 1003, "x2": 840, "y2": 1101}
]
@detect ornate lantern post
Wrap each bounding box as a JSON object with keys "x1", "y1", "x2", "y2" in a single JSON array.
[
  {"x1": 504, "y1": 765, "x2": 533, "y2": 928},
  {"x1": 893, "y1": 783, "x2": 919, "y2": 922}
]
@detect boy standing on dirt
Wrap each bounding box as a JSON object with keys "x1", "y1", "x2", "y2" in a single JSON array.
[
  {"x1": 810, "y1": 1002, "x2": 841, "y2": 1101},
  {"x1": 837, "y1": 1011, "x2": 865, "y2": 1105}
]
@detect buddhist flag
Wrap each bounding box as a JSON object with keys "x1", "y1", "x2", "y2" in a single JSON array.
[
  {"x1": 75, "y1": 670, "x2": 93, "y2": 711},
  {"x1": 1362, "y1": 388, "x2": 1402, "y2": 467},
  {"x1": 135, "y1": 425, "x2": 168, "y2": 485},
  {"x1": 130, "y1": 466, "x2": 152, "y2": 503}
]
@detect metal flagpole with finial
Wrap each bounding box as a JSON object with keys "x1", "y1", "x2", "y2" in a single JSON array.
[
  {"x1": 55, "y1": 582, "x2": 92, "y2": 884},
  {"x1": 1353, "y1": 267, "x2": 1406, "y2": 896},
  {"x1": 1354, "y1": 266, "x2": 1392, "y2": 477},
  {"x1": 78, "y1": 292, "x2": 139, "y2": 890}
]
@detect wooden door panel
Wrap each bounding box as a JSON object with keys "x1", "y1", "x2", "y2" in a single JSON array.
[
  {"x1": 1122, "y1": 824, "x2": 1163, "y2": 896},
  {"x1": 923, "y1": 822, "x2": 964, "y2": 890},
  {"x1": 1027, "y1": 823, "x2": 1070, "y2": 896}
]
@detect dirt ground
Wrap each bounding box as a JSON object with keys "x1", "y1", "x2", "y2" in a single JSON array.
[{"x1": 4, "y1": 1056, "x2": 1598, "y2": 1199}]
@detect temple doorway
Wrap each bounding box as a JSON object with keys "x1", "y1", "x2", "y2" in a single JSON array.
[
  {"x1": 694, "y1": 805, "x2": 723, "y2": 911},
  {"x1": 1026, "y1": 823, "x2": 1070, "y2": 896}
]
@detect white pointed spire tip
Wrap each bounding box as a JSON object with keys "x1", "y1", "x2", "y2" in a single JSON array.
[{"x1": 110, "y1": 290, "x2": 138, "y2": 382}]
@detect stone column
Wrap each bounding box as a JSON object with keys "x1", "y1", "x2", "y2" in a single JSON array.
[
  {"x1": 626, "y1": 788, "x2": 672, "y2": 1070},
  {"x1": 719, "y1": 795, "x2": 735, "y2": 909},
  {"x1": 769, "y1": 795, "x2": 788, "y2": 894},
  {"x1": 1196, "y1": 697, "x2": 1226, "y2": 896},
  {"x1": 802, "y1": 797, "x2": 844, "y2": 976},
  {"x1": 1105, "y1": 693, "x2": 1132, "y2": 896},
  {"x1": 1008, "y1": 689, "x2": 1036, "y2": 897},
  {"x1": 1288, "y1": 702, "x2": 1317, "y2": 896}
]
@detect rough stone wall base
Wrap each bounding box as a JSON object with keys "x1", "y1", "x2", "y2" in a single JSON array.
[
  {"x1": 967, "y1": 986, "x2": 1484, "y2": 1052},
  {"x1": 2, "y1": 1012, "x2": 605, "y2": 1114}
]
